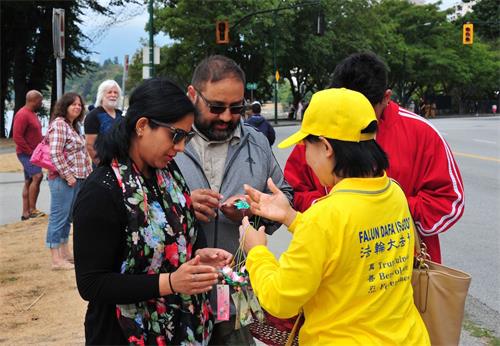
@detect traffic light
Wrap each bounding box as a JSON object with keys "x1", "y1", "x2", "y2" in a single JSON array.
[
  {"x1": 216, "y1": 20, "x2": 229, "y2": 44},
  {"x1": 463, "y1": 23, "x2": 473, "y2": 45}
]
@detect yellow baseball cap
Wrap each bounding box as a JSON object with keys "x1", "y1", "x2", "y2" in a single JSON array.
[{"x1": 278, "y1": 88, "x2": 377, "y2": 148}]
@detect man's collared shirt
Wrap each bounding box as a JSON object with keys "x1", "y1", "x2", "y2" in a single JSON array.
[{"x1": 190, "y1": 124, "x2": 241, "y2": 192}]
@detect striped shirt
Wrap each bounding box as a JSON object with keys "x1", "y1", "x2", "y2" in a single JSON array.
[{"x1": 48, "y1": 117, "x2": 92, "y2": 180}]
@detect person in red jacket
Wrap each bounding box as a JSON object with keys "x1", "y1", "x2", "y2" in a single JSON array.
[
  {"x1": 13, "y1": 90, "x2": 46, "y2": 220},
  {"x1": 284, "y1": 52, "x2": 464, "y2": 263}
]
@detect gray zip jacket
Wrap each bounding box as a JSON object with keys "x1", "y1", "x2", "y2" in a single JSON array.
[{"x1": 175, "y1": 123, "x2": 294, "y2": 256}]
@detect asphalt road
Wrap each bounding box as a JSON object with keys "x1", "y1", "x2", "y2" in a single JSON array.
[
  {"x1": 267, "y1": 116, "x2": 500, "y2": 336},
  {"x1": 1, "y1": 115, "x2": 498, "y2": 337}
]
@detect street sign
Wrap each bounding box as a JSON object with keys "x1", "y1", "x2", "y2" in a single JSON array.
[
  {"x1": 275, "y1": 70, "x2": 280, "y2": 82},
  {"x1": 52, "y1": 9, "x2": 65, "y2": 59},
  {"x1": 143, "y1": 47, "x2": 160, "y2": 65},
  {"x1": 142, "y1": 66, "x2": 150, "y2": 80},
  {"x1": 246, "y1": 83, "x2": 257, "y2": 90}
]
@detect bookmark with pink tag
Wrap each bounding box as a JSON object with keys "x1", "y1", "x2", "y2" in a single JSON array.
[{"x1": 216, "y1": 284, "x2": 230, "y2": 321}]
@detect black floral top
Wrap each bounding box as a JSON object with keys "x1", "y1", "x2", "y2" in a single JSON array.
[{"x1": 73, "y1": 159, "x2": 213, "y2": 346}]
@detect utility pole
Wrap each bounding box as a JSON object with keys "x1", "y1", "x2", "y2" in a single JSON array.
[
  {"x1": 148, "y1": 0, "x2": 154, "y2": 78},
  {"x1": 122, "y1": 55, "x2": 129, "y2": 109},
  {"x1": 229, "y1": 1, "x2": 320, "y2": 124},
  {"x1": 273, "y1": 10, "x2": 278, "y2": 125},
  {"x1": 52, "y1": 9, "x2": 65, "y2": 99}
]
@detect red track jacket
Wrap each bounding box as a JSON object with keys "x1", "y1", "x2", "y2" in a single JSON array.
[{"x1": 284, "y1": 101, "x2": 465, "y2": 263}]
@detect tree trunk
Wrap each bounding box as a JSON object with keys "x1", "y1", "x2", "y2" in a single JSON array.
[
  {"x1": 0, "y1": 28, "x2": 8, "y2": 138},
  {"x1": 10, "y1": 36, "x2": 29, "y2": 138},
  {"x1": 0, "y1": 1, "x2": 6, "y2": 138},
  {"x1": 9, "y1": 5, "x2": 34, "y2": 138},
  {"x1": 29, "y1": 6, "x2": 53, "y2": 92}
]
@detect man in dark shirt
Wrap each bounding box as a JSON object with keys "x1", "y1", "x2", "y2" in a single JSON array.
[
  {"x1": 13, "y1": 90, "x2": 45, "y2": 220},
  {"x1": 84, "y1": 80, "x2": 123, "y2": 165},
  {"x1": 244, "y1": 101, "x2": 276, "y2": 145}
]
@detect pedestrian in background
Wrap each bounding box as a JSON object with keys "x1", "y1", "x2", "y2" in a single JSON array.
[
  {"x1": 245, "y1": 101, "x2": 276, "y2": 146},
  {"x1": 74, "y1": 78, "x2": 231, "y2": 345},
  {"x1": 296, "y1": 99, "x2": 305, "y2": 120},
  {"x1": 176, "y1": 55, "x2": 293, "y2": 345},
  {"x1": 430, "y1": 101, "x2": 437, "y2": 118},
  {"x1": 284, "y1": 52, "x2": 464, "y2": 263},
  {"x1": 287, "y1": 103, "x2": 296, "y2": 120},
  {"x1": 47, "y1": 92, "x2": 91, "y2": 270},
  {"x1": 84, "y1": 79, "x2": 123, "y2": 165},
  {"x1": 242, "y1": 88, "x2": 430, "y2": 345},
  {"x1": 12, "y1": 90, "x2": 45, "y2": 220}
]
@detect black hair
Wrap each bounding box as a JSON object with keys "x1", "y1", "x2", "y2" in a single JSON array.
[
  {"x1": 330, "y1": 52, "x2": 388, "y2": 105},
  {"x1": 305, "y1": 121, "x2": 389, "y2": 178},
  {"x1": 51, "y1": 92, "x2": 85, "y2": 131},
  {"x1": 251, "y1": 103, "x2": 261, "y2": 114},
  {"x1": 95, "y1": 77, "x2": 195, "y2": 165},
  {"x1": 191, "y1": 55, "x2": 245, "y2": 90}
]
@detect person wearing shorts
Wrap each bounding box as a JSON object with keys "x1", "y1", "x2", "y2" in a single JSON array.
[{"x1": 13, "y1": 90, "x2": 46, "y2": 220}]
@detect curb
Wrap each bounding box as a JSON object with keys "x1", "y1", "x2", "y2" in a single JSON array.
[{"x1": 264, "y1": 114, "x2": 498, "y2": 127}]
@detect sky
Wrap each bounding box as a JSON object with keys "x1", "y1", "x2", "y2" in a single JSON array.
[
  {"x1": 80, "y1": 4, "x2": 171, "y2": 65},
  {"x1": 81, "y1": 0, "x2": 459, "y2": 64}
]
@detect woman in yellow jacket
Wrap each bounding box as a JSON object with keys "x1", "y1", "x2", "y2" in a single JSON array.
[{"x1": 242, "y1": 88, "x2": 430, "y2": 345}]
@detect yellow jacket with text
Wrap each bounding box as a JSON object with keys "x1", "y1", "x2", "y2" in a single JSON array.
[{"x1": 247, "y1": 174, "x2": 430, "y2": 345}]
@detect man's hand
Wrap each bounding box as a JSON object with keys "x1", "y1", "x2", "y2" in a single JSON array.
[
  {"x1": 220, "y1": 194, "x2": 253, "y2": 222},
  {"x1": 191, "y1": 189, "x2": 222, "y2": 222},
  {"x1": 195, "y1": 248, "x2": 232, "y2": 269}
]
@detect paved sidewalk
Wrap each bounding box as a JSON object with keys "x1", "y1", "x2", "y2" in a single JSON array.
[{"x1": 0, "y1": 172, "x2": 50, "y2": 225}]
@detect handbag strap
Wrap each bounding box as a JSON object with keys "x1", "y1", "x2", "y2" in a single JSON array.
[
  {"x1": 413, "y1": 225, "x2": 430, "y2": 269},
  {"x1": 285, "y1": 311, "x2": 303, "y2": 346}
]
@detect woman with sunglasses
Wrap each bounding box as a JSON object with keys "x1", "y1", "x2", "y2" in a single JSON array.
[{"x1": 73, "y1": 78, "x2": 232, "y2": 345}]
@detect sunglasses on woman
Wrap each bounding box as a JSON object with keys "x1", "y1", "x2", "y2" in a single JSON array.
[
  {"x1": 194, "y1": 87, "x2": 246, "y2": 115},
  {"x1": 149, "y1": 119, "x2": 196, "y2": 145}
]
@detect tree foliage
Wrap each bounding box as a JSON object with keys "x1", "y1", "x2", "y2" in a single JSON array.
[
  {"x1": 65, "y1": 58, "x2": 124, "y2": 105},
  {"x1": 0, "y1": 0, "x2": 138, "y2": 138},
  {"x1": 463, "y1": 0, "x2": 500, "y2": 41},
  {"x1": 148, "y1": 0, "x2": 497, "y2": 114}
]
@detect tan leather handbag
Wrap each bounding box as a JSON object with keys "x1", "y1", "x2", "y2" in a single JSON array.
[{"x1": 412, "y1": 231, "x2": 472, "y2": 346}]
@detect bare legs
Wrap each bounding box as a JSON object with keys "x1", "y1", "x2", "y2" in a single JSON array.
[
  {"x1": 21, "y1": 180, "x2": 30, "y2": 219},
  {"x1": 29, "y1": 173, "x2": 42, "y2": 212},
  {"x1": 21, "y1": 172, "x2": 43, "y2": 219}
]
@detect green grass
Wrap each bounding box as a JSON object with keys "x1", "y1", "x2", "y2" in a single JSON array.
[
  {"x1": 0, "y1": 276, "x2": 18, "y2": 284},
  {"x1": 463, "y1": 319, "x2": 500, "y2": 346}
]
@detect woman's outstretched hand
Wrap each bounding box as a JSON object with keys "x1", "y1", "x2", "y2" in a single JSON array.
[
  {"x1": 244, "y1": 178, "x2": 297, "y2": 227},
  {"x1": 240, "y1": 216, "x2": 267, "y2": 253},
  {"x1": 162, "y1": 255, "x2": 218, "y2": 296}
]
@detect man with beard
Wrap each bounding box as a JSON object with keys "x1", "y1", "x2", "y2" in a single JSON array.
[
  {"x1": 13, "y1": 90, "x2": 45, "y2": 220},
  {"x1": 175, "y1": 55, "x2": 293, "y2": 345},
  {"x1": 84, "y1": 80, "x2": 123, "y2": 165}
]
